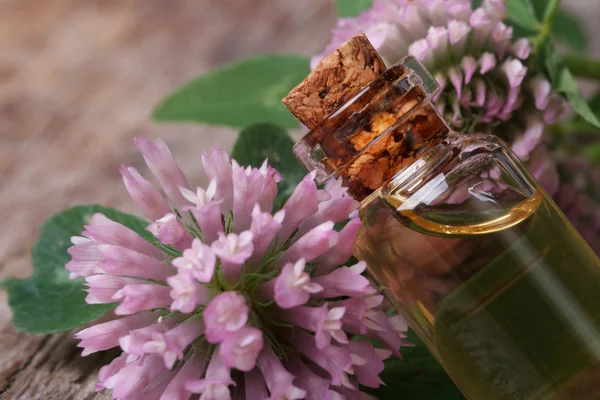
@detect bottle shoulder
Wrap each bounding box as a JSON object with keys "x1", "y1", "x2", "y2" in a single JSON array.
[{"x1": 358, "y1": 132, "x2": 541, "y2": 238}]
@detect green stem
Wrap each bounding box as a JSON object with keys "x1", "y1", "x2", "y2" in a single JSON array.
[
  {"x1": 532, "y1": 0, "x2": 561, "y2": 53},
  {"x1": 563, "y1": 54, "x2": 600, "y2": 81},
  {"x1": 542, "y1": 0, "x2": 561, "y2": 26}
]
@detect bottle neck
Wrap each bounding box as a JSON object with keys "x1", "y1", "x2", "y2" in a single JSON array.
[{"x1": 293, "y1": 57, "x2": 450, "y2": 201}]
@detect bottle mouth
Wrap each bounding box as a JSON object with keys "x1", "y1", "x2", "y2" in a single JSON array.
[
  {"x1": 294, "y1": 56, "x2": 449, "y2": 201},
  {"x1": 381, "y1": 133, "x2": 542, "y2": 237}
]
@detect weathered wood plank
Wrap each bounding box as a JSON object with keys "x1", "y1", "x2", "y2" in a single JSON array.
[
  {"x1": 0, "y1": 325, "x2": 114, "y2": 399},
  {"x1": 0, "y1": 0, "x2": 334, "y2": 397}
]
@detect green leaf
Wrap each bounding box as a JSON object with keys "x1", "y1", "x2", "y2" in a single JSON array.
[
  {"x1": 539, "y1": 38, "x2": 562, "y2": 84},
  {"x1": 153, "y1": 55, "x2": 310, "y2": 129},
  {"x1": 529, "y1": 0, "x2": 589, "y2": 51},
  {"x1": 365, "y1": 330, "x2": 465, "y2": 400},
  {"x1": 335, "y1": 0, "x2": 372, "y2": 17},
  {"x1": 541, "y1": 0, "x2": 560, "y2": 25},
  {"x1": 506, "y1": 0, "x2": 540, "y2": 30},
  {"x1": 510, "y1": 24, "x2": 539, "y2": 40},
  {"x1": 572, "y1": 91, "x2": 600, "y2": 126},
  {"x1": 471, "y1": 0, "x2": 483, "y2": 8},
  {"x1": 530, "y1": 0, "x2": 588, "y2": 51},
  {"x1": 588, "y1": 91, "x2": 600, "y2": 114},
  {"x1": 552, "y1": 12, "x2": 589, "y2": 52},
  {"x1": 231, "y1": 123, "x2": 306, "y2": 204},
  {"x1": 529, "y1": 0, "x2": 546, "y2": 17},
  {"x1": 1, "y1": 205, "x2": 151, "y2": 334},
  {"x1": 555, "y1": 68, "x2": 600, "y2": 129},
  {"x1": 569, "y1": 91, "x2": 600, "y2": 134}
]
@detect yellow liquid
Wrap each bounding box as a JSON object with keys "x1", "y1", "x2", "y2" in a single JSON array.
[
  {"x1": 393, "y1": 189, "x2": 544, "y2": 236},
  {"x1": 357, "y1": 192, "x2": 600, "y2": 399}
]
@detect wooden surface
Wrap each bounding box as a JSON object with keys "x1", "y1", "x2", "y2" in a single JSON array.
[
  {"x1": 0, "y1": 0, "x2": 334, "y2": 398},
  {"x1": 0, "y1": 0, "x2": 599, "y2": 399}
]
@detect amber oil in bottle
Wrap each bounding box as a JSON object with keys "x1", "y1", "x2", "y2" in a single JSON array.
[{"x1": 294, "y1": 57, "x2": 600, "y2": 399}]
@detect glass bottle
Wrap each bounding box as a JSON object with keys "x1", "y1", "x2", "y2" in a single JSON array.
[{"x1": 293, "y1": 56, "x2": 600, "y2": 399}]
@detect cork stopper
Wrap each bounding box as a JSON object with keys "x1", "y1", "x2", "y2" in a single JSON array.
[
  {"x1": 284, "y1": 35, "x2": 450, "y2": 201},
  {"x1": 282, "y1": 34, "x2": 387, "y2": 130}
]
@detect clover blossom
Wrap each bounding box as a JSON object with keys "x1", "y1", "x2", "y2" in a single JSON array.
[
  {"x1": 67, "y1": 137, "x2": 409, "y2": 399},
  {"x1": 314, "y1": 0, "x2": 565, "y2": 195}
]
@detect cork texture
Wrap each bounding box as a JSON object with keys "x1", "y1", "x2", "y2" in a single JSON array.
[
  {"x1": 284, "y1": 42, "x2": 450, "y2": 201},
  {"x1": 281, "y1": 34, "x2": 386, "y2": 130}
]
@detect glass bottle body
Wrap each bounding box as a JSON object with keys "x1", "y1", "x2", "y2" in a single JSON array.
[
  {"x1": 292, "y1": 55, "x2": 600, "y2": 399},
  {"x1": 356, "y1": 135, "x2": 600, "y2": 399}
]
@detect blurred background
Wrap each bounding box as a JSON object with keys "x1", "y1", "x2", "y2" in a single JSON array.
[
  {"x1": 0, "y1": 1, "x2": 599, "y2": 398},
  {"x1": 0, "y1": 0, "x2": 599, "y2": 322}
]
